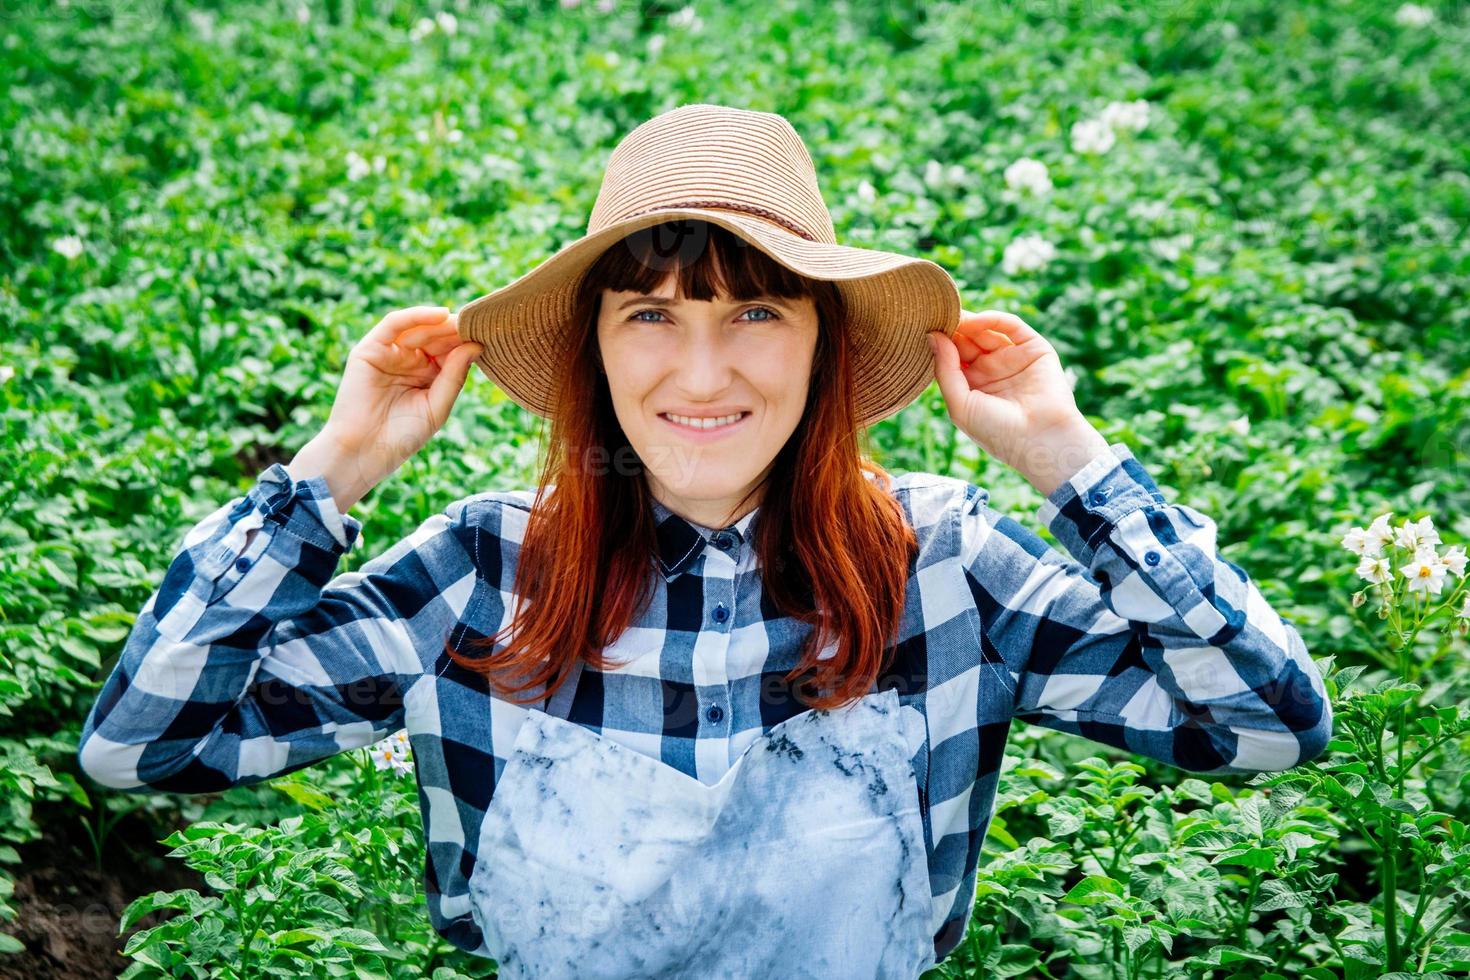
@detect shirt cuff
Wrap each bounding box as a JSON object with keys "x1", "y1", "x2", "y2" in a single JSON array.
[
  {"x1": 1036, "y1": 441, "x2": 1166, "y2": 567},
  {"x1": 198, "y1": 463, "x2": 363, "y2": 581}
]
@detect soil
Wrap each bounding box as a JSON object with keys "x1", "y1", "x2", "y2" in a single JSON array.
[{"x1": 1, "y1": 801, "x2": 205, "y2": 980}]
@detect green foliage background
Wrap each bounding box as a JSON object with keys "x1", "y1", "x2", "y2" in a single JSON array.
[{"x1": 2, "y1": 0, "x2": 1469, "y2": 976}]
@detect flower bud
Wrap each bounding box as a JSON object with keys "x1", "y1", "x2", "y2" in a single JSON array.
[
  {"x1": 1352, "y1": 589, "x2": 1367, "y2": 607},
  {"x1": 1379, "y1": 602, "x2": 1392, "y2": 619}
]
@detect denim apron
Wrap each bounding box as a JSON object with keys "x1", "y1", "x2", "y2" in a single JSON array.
[{"x1": 466, "y1": 663, "x2": 936, "y2": 979}]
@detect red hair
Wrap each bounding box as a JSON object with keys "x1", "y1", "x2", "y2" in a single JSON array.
[{"x1": 445, "y1": 219, "x2": 919, "y2": 711}]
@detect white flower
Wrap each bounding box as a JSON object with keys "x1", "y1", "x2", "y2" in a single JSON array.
[
  {"x1": 1341, "y1": 525, "x2": 1375, "y2": 556},
  {"x1": 1394, "y1": 515, "x2": 1440, "y2": 551},
  {"x1": 410, "y1": 16, "x2": 436, "y2": 41},
  {"x1": 435, "y1": 10, "x2": 458, "y2": 34},
  {"x1": 1356, "y1": 555, "x2": 1391, "y2": 585},
  {"x1": 51, "y1": 235, "x2": 84, "y2": 260},
  {"x1": 922, "y1": 160, "x2": 965, "y2": 189},
  {"x1": 294, "y1": 3, "x2": 310, "y2": 24},
  {"x1": 372, "y1": 731, "x2": 413, "y2": 776},
  {"x1": 596, "y1": 0, "x2": 616, "y2": 10},
  {"x1": 186, "y1": 9, "x2": 216, "y2": 37},
  {"x1": 1099, "y1": 99, "x2": 1150, "y2": 134},
  {"x1": 669, "y1": 5, "x2": 702, "y2": 29},
  {"x1": 1394, "y1": 3, "x2": 1435, "y2": 27},
  {"x1": 1401, "y1": 550, "x2": 1448, "y2": 595},
  {"x1": 415, "y1": 128, "x2": 430, "y2": 143},
  {"x1": 0, "y1": 365, "x2": 13, "y2": 384},
  {"x1": 1129, "y1": 199, "x2": 1168, "y2": 224},
  {"x1": 345, "y1": 150, "x2": 372, "y2": 181},
  {"x1": 1439, "y1": 544, "x2": 1466, "y2": 577},
  {"x1": 447, "y1": 128, "x2": 463, "y2": 143},
  {"x1": 1225, "y1": 415, "x2": 1250, "y2": 436},
  {"x1": 1063, "y1": 365, "x2": 1080, "y2": 391},
  {"x1": 1150, "y1": 234, "x2": 1188, "y2": 262},
  {"x1": 1460, "y1": 593, "x2": 1470, "y2": 619},
  {"x1": 647, "y1": 33, "x2": 665, "y2": 55},
  {"x1": 1364, "y1": 513, "x2": 1395, "y2": 554},
  {"x1": 1004, "y1": 157, "x2": 1052, "y2": 196},
  {"x1": 561, "y1": 0, "x2": 582, "y2": 7},
  {"x1": 1071, "y1": 118, "x2": 1116, "y2": 155},
  {"x1": 1001, "y1": 233, "x2": 1058, "y2": 276},
  {"x1": 856, "y1": 179, "x2": 877, "y2": 204}
]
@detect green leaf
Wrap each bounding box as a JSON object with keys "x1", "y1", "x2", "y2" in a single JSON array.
[
  {"x1": 274, "y1": 780, "x2": 335, "y2": 812},
  {"x1": 993, "y1": 944, "x2": 1042, "y2": 976},
  {"x1": 1214, "y1": 846, "x2": 1277, "y2": 870},
  {"x1": 330, "y1": 927, "x2": 389, "y2": 952},
  {"x1": 1061, "y1": 875, "x2": 1124, "y2": 906}
]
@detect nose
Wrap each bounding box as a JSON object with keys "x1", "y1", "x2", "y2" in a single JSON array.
[{"x1": 674, "y1": 331, "x2": 736, "y2": 399}]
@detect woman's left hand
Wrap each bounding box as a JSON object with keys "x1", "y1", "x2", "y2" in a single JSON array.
[{"x1": 927, "y1": 309, "x2": 1110, "y2": 497}]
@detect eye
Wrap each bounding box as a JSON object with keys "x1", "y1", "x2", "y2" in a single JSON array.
[
  {"x1": 629, "y1": 309, "x2": 667, "y2": 322},
  {"x1": 740, "y1": 305, "x2": 782, "y2": 322}
]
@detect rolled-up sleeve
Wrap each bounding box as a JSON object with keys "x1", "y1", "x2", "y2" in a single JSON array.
[{"x1": 959, "y1": 441, "x2": 1333, "y2": 774}]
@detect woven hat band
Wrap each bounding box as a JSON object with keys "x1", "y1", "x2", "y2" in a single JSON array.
[{"x1": 610, "y1": 200, "x2": 819, "y2": 242}]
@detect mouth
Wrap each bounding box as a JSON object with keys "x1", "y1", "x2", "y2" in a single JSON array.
[{"x1": 658, "y1": 411, "x2": 752, "y2": 437}]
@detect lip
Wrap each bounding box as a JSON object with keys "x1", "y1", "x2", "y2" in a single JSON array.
[{"x1": 658, "y1": 410, "x2": 752, "y2": 441}]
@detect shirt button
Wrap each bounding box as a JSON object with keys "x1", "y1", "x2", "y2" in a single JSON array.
[
  {"x1": 711, "y1": 532, "x2": 734, "y2": 551},
  {"x1": 706, "y1": 704, "x2": 724, "y2": 723},
  {"x1": 1144, "y1": 550, "x2": 1161, "y2": 566},
  {"x1": 711, "y1": 603, "x2": 729, "y2": 624},
  {"x1": 1089, "y1": 489, "x2": 1109, "y2": 506},
  {"x1": 235, "y1": 556, "x2": 253, "y2": 572}
]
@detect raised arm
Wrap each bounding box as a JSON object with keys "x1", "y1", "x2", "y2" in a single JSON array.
[
  {"x1": 75, "y1": 461, "x2": 477, "y2": 792},
  {"x1": 959, "y1": 442, "x2": 1333, "y2": 774},
  {"x1": 926, "y1": 309, "x2": 1331, "y2": 774},
  {"x1": 76, "y1": 304, "x2": 486, "y2": 793}
]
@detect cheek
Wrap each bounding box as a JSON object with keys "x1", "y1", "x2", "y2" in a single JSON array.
[{"x1": 746, "y1": 335, "x2": 816, "y2": 401}]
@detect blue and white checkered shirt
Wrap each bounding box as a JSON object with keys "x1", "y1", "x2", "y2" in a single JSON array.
[{"x1": 75, "y1": 441, "x2": 1333, "y2": 964}]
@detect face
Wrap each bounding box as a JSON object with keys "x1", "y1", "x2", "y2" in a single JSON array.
[{"x1": 595, "y1": 274, "x2": 820, "y2": 530}]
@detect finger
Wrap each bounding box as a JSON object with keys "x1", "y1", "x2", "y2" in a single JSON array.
[
  {"x1": 426, "y1": 341, "x2": 484, "y2": 421},
  {"x1": 956, "y1": 309, "x2": 1039, "y2": 348},
  {"x1": 363, "y1": 306, "x2": 451, "y2": 347},
  {"x1": 926, "y1": 332, "x2": 973, "y2": 414},
  {"x1": 951, "y1": 330, "x2": 984, "y2": 363},
  {"x1": 974, "y1": 329, "x2": 1016, "y2": 352},
  {"x1": 395, "y1": 321, "x2": 463, "y2": 354}
]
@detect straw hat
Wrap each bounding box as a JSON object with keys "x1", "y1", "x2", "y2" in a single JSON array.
[{"x1": 455, "y1": 102, "x2": 963, "y2": 428}]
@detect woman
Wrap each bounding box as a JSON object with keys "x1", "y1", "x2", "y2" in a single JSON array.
[{"x1": 76, "y1": 104, "x2": 1333, "y2": 979}]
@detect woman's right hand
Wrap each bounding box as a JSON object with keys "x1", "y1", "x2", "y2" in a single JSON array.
[{"x1": 287, "y1": 306, "x2": 485, "y2": 514}]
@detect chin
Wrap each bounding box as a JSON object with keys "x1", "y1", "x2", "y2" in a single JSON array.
[{"x1": 649, "y1": 466, "x2": 752, "y2": 498}]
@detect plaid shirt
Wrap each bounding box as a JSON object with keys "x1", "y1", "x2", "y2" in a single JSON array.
[{"x1": 75, "y1": 441, "x2": 1334, "y2": 965}]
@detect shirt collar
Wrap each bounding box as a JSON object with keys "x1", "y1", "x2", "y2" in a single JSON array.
[{"x1": 651, "y1": 496, "x2": 759, "y2": 580}]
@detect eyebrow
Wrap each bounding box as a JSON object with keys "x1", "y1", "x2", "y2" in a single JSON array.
[{"x1": 613, "y1": 293, "x2": 791, "y2": 312}]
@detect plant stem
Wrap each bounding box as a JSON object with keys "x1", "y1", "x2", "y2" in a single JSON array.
[
  {"x1": 1381, "y1": 808, "x2": 1400, "y2": 971},
  {"x1": 1231, "y1": 871, "x2": 1260, "y2": 947},
  {"x1": 1415, "y1": 900, "x2": 1464, "y2": 971}
]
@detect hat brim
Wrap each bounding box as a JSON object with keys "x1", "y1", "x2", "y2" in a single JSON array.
[{"x1": 456, "y1": 207, "x2": 962, "y2": 428}]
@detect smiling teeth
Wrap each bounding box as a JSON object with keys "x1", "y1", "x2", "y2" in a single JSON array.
[{"x1": 666, "y1": 412, "x2": 745, "y2": 429}]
